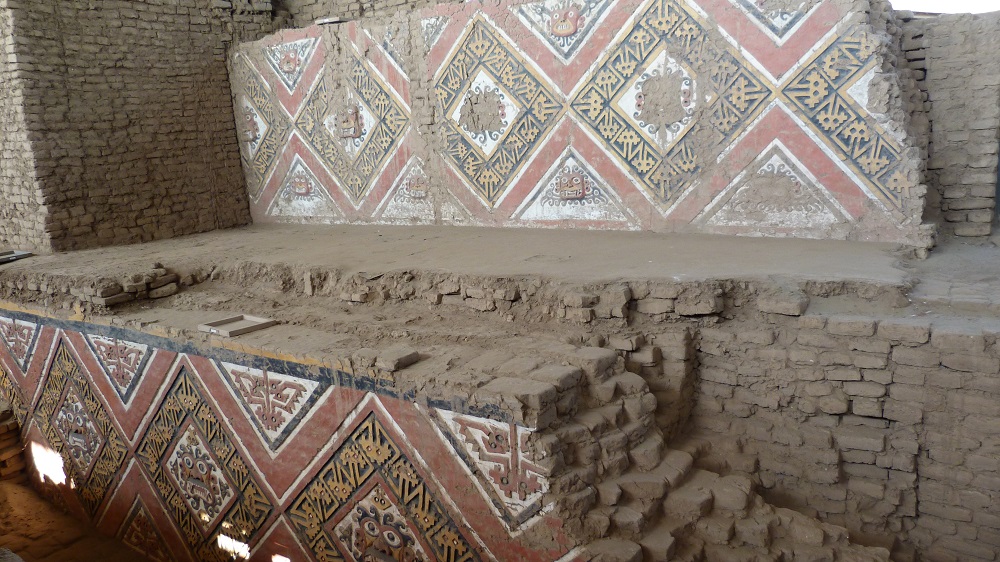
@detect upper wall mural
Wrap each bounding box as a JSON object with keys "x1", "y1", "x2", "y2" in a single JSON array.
[{"x1": 230, "y1": 0, "x2": 929, "y2": 244}]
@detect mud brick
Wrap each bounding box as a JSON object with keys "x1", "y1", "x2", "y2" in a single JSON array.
[
  {"x1": 826, "y1": 367, "x2": 861, "y2": 381},
  {"x1": 340, "y1": 291, "x2": 372, "y2": 303},
  {"x1": 843, "y1": 381, "x2": 886, "y2": 398},
  {"x1": 675, "y1": 292, "x2": 722, "y2": 316},
  {"x1": 932, "y1": 329, "x2": 986, "y2": 353},
  {"x1": 94, "y1": 282, "x2": 123, "y2": 297},
  {"x1": 149, "y1": 273, "x2": 179, "y2": 289},
  {"x1": 877, "y1": 319, "x2": 931, "y2": 343},
  {"x1": 570, "y1": 347, "x2": 618, "y2": 381},
  {"x1": 586, "y1": 539, "x2": 641, "y2": 562},
  {"x1": 566, "y1": 307, "x2": 594, "y2": 323},
  {"x1": 756, "y1": 290, "x2": 809, "y2": 316},
  {"x1": 609, "y1": 334, "x2": 644, "y2": 351},
  {"x1": 464, "y1": 298, "x2": 496, "y2": 312},
  {"x1": 835, "y1": 427, "x2": 885, "y2": 452},
  {"x1": 941, "y1": 353, "x2": 1000, "y2": 373},
  {"x1": 527, "y1": 365, "x2": 583, "y2": 392},
  {"x1": 375, "y1": 346, "x2": 420, "y2": 372},
  {"x1": 563, "y1": 293, "x2": 598, "y2": 308},
  {"x1": 891, "y1": 346, "x2": 939, "y2": 367},
  {"x1": 92, "y1": 292, "x2": 135, "y2": 306},
  {"x1": 629, "y1": 346, "x2": 661, "y2": 367},
  {"x1": 148, "y1": 282, "x2": 178, "y2": 299},
  {"x1": 636, "y1": 298, "x2": 674, "y2": 315},
  {"x1": 826, "y1": 316, "x2": 876, "y2": 336},
  {"x1": 481, "y1": 377, "x2": 557, "y2": 411}
]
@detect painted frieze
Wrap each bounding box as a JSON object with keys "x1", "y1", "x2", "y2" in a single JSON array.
[
  {"x1": 0, "y1": 307, "x2": 574, "y2": 562},
  {"x1": 230, "y1": 0, "x2": 928, "y2": 244}
]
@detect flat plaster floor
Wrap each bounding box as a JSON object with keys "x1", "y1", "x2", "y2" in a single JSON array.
[{"x1": 2, "y1": 224, "x2": 912, "y2": 286}]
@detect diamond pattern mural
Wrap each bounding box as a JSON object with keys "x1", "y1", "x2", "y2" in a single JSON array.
[
  {"x1": 228, "y1": 0, "x2": 926, "y2": 243},
  {"x1": 0, "y1": 309, "x2": 576, "y2": 562}
]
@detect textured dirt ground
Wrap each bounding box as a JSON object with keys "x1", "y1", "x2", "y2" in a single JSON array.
[
  {"x1": 1, "y1": 223, "x2": 910, "y2": 285},
  {"x1": 0, "y1": 482, "x2": 135, "y2": 561}
]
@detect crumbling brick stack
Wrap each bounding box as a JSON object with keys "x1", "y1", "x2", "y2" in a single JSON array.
[
  {"x1": 904, "y1": 12, "x2": 1000, "y2": 238},
  {"x1": 0, "y1": 408, "x2": 26, "y2": 485}
]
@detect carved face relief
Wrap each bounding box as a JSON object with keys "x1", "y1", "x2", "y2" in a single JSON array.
[
  {"x1": 550, "y1": 3, "x2": 585, "y2": 38},
  {"x1": 288, "y1": 171, "x2": 314, "y2": 198},
  {"x1": 555, "y1": 171, "x2": 587, "y2": 200},
  {"x1": 240, "y1": 107, "x2": 261, "y2": 143},
  {"x1": 339, "y1": 103, "x2": 365, "y2": 140},
  {"x1": 279, "y1": 50, "x2": 301, "y2": 75}
]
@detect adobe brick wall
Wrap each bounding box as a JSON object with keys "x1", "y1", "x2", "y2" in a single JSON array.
[
  {"x1": 902, "y1": 12, "x2": 1000, "y2": 238},
  {"x1": 0, "y1": 0, "x2": 277, "y2": 253},
  {"x1": 0, "y1": 5, "x2": 48, "y2": 252},
  {"x1": 691, "y1": 298, "x2": 1000, "y2": 561}
]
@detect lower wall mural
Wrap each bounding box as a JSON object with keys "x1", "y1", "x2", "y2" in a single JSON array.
[
  {"x1": 230, "y1": 0, "x2": 930, "y2": 244},
  {"x1": 0, "y1": 308, "x2": 576, "y2": 562}
]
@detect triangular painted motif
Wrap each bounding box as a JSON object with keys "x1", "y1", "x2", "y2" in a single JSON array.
[
  {"x1": 216, "y1": 361, "x2": 323, "y2": 452},
  {"x1": 263, "y1": 37, "x2": 320, "y2": 92},
  {"x1": 697, "y1": 142, "x2": 851, "y2": 235},
  {"x1": 119, "y1": 498, "x2": 173, "y2": 562},
  {"x1": 267, "y1": 154, "x2": 343, "y2": 221},
  {"x1": 84, "y1": 334, "x2": 152, "y2": 405},
  {"x1": 512, "y1": 148, "x2": 636, "y2": 228},
  {"x1": 0, "y1": 315, "x2": 39, "y2": 374},
  {"x1": 433, "y1": 409, "x2": 549, "y2": 531},
  {"x1": 730, "y1": 0, "x2": 820, "y2": 44}
]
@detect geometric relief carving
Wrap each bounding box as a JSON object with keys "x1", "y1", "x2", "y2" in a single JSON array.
[
  {"x1": 136, "y1": 366, "x2": 272, "y2": 562},
  {"x1": 32, "y1": 343, "x2": 128, "y2": 515},
  {"x1": 571, "y1": 0, "x2": 771, "y2": 212},
  {"x1": 288, "y1": 412, "x2": 483, "y2": 562},
  {"x1": 267, "y1": 154, "x2": 343, "y2": 221},
  {"x1": 120, "y1": 499, "x2": 173, "y2": 562},
  {"x1": 53, "y1": 384, "x2": 105, "y2": 477},
  {"x1": 233, "y1": 53, "x2": 292, "y2": 203},
  {"x1": 296, "y1": 54, "x2": 409, "y2": 207},
  {"x1": 513, "y1": 148, "x2": 635, "y2": 226},
  {"x1": 0, "y1": 315, "x2": 39, "y2": 373},
  {"x1": 166, "y1": 424, "x2": 236, "y2": 534},
  {"x1": 434, "y1": 409, "x2": 549, "y2": 530},
  {"x1": 782, "y1": 28, "x2": 909, "y2": 210},
  {"x1": 217, "y1": 361, "x2": 323, "y2": 451},
  {"x1": 435, "y1": 17, "x2": 564, "y2": 208},
  {"x1": 514, "y1": 0, "x2": 615, "y2": 63},
  {"x1": 697, "y1": 143, "x2": 849, "y2": 231},
  {"x1": 85, "y1": 334, "x2": 151, "y2": 405},
  {"x1": 730, "y1": 0, "x2": 819, "y2": 43},
  {"x1": 0, "y1": 365, "x2": 27, "y2": 426},
  {"x1": 264, "y1": 38, "x2": 320, "y2": 92}
]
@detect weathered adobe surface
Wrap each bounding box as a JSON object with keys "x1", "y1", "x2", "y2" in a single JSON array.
[
  {"x1": 0, "y1": 0, "x2": 275, "y2": 253},
  {"x1": 4, "y1": 228, "x2": 1000, "y2": 559}
]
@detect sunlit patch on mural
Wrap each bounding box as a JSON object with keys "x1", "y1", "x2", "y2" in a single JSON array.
[
  {"x1": 32, "y1": 342, "x2": 129, "y2": 515},
  {"x1": 136, "y1": 365, "x2": 272, "y2": 561}
]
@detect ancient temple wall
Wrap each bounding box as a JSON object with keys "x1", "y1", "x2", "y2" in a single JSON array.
[
  {"x1": 0, "y1": 308, "x2": 574, "y2": 562},
  {"x1": 232, "y1": 0, "x2": 932, "y2": 244}
]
